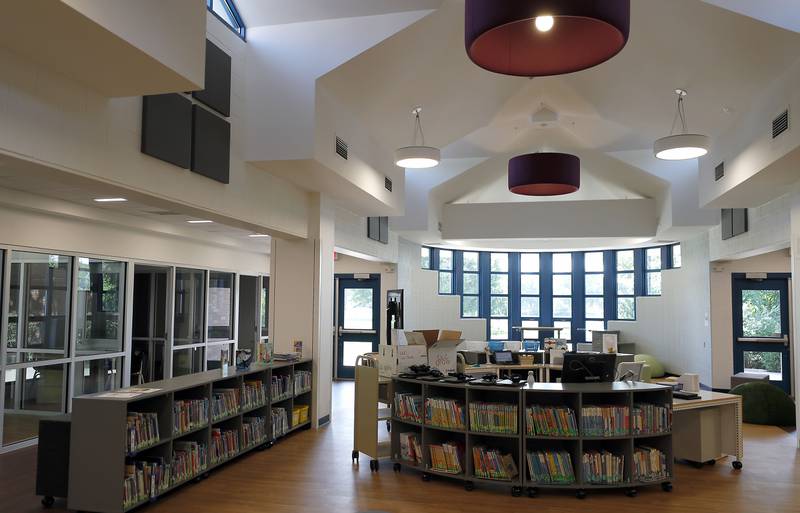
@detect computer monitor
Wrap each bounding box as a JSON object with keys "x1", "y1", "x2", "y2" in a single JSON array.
[
  {"x1": 561, "y1": 353, "x2": 616, "y2": 383},
  {"x1": 494, "y1": 350, "x2": 513, "y2": 364}
]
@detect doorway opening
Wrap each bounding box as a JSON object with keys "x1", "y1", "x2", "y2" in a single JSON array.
[{"x1": 131, "y1": 265, "x2": 171, "y2": 385}]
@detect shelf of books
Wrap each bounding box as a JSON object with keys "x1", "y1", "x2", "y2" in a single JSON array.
[
  {"x1": 391, "y1": 378, "x2": 672, "y2": 499},
  {"x1": 68, "y1": 359, "x2": 313, "y2": 513}
]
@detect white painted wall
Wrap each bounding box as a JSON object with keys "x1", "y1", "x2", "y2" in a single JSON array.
[
  {"x1": 709, "y1": 249, "x2": 791, "y2": 389},
  {"x1": 310, "y1": 195, "x2": 335, "y2": 425},
  {"x1": 790, "y1": 198, "x2": 800, "y2": 447},
  {"x1": 334, "y1": 254, "x2": 397, "y2": 346},
  {"x1": 0, "y1": 13, "x2": 310, "y2": 239},
  {"x1": 334, "y1": 205, "x2": 399, "y2": 264},
  {"x1": 609, "y1": 234, "x2": 712, "y2": 385},
  {"x1": 397, "y1": 238, "x2": 486, "y2": 340}
]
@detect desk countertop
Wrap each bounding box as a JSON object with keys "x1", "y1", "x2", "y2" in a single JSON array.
[{"x1": 673, "y1": 390, "x2": 741, "y2": 411}]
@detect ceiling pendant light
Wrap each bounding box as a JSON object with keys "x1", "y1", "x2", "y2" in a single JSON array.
[
  {"x1": 508, "y1": 152, "x2": 580, "y2": 196},
  {"x1": 654, "y1": 89, "x2": 710, "y2": 160},
  {"x1": 465, "y1": 0, "x2": 630, "y2": 77},
  {"x1": 395, "y1": 106, "x2": 440, "y2": 169}
]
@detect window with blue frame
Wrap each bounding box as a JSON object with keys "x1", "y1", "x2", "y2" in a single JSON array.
[
  {"x1": 519, "y1": 253, "x2": 540, "y2": 340},
  {"x1": 489, "y1": 253, "x2": 509, "y2": 339},
  {"x1": 671, "y1": 244, "x2": 682, "y2": 268},
  {"x1": 584, "y1": 252, "x2": 605, "y2": 341},
  {"x1": 421, "y1": 247, "x2": 431, "y2": 269},
  {"x1": 616, "y1": 250, "x2": 636, "y2": 320},
  {"x1": 551, "y1": 253, "x2": 573, "y2": 343},
  {"x1": 208, "y1": 0, "x2": 246, "y2": 39},
  {"x1": 645, "y1": 247, "x2": 662, "y2": 295},
  {"x1": 461, "y1": 252, "x2": 480, "y2": 317},
  {"x1": 438, "y1": 249, "x2": 453, "y2": 294}
]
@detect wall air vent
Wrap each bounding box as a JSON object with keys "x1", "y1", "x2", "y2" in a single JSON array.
[
  {"x1": 335, "y1": 136, "x2": 348, "y2": 160},
  {"x1": 714, "y1": 162, "x2": 724, "y2": 181},
  {"x1": 385, "y1": 177, "x2": 393, "y2": 192},
  {"x1": 772, "y1": 109, "x2": 789, "y2": 139}
]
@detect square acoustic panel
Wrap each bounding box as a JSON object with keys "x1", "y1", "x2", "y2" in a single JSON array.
[
  {"x1": 192, "y1": 39, "x2": 231, "y2": 117},
  {"x1": 191, "y1": 105, "x2": 230, "y2": 184},
  {"x1": 141, "y1": 93, "x2": 192, "y2": 168}
]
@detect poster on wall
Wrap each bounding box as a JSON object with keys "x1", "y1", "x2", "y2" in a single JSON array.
[{"x1": 208, "y1": 288, "x2": 231, "y2": 327}]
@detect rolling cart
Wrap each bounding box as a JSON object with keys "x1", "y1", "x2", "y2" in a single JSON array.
[{"x1": 352, "y1": 354, "x2": 393, "y2": 471}]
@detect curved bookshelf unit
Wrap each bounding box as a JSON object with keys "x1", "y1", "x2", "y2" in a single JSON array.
[
  {"x1": 390, "y1": 378, "x2": 673, "y2": 499},
  {"x1": 68, "y1": 359, "x2": 312, "y2": 513}
]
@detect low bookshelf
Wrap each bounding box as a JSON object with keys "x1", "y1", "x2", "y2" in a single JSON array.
[
  {"x1": 68, "y1": 359, "x2": 312, "y2": 513},
  {"x1": 390, "y1": 378, "x2": 672, "y2": 499}
]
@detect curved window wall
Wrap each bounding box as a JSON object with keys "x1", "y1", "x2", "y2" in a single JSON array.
[{"x1": 426, "y1": 244, "x2": 681, "y2": 343}]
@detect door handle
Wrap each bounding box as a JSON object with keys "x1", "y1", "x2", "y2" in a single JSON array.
[
  {"x1": 736, "y1": 335, "x2": 789, "y2": 343},
  {"x1": 339, "y1": 328, "x2": 376, "y2": 335}
]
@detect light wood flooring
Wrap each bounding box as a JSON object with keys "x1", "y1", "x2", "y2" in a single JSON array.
[{"x1": 1, "y1": 381, "x2": 798, "y2": 513}]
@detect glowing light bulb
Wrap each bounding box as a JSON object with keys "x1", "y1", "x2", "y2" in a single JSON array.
[{"x1": 535, "y1": 15, "x2": 554, "y2": 32}]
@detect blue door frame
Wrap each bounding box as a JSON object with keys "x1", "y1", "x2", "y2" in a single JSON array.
[
  {"x1": 731, "y1": 273, "x2": 791, "y2": 393},
  {"x1": 335, "y1": 274, "x2": 380, "y2": 379}
]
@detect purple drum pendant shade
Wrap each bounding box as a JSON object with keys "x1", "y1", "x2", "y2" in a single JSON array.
[
  {"x1": 465, "y1": 0, "x2": 630, "y2": 77},
  {"x1": 508, "y1": 153, "x2": 580, "y2": 196}
]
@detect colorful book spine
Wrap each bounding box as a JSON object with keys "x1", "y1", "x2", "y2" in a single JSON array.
[
  {"x1": 633, "y1": 446, "x2": 669, "y2": 481},
  {"x1": 242, "y1": 416, "x2": 268, "y2": 448},
  {"x1": 210, "y1": 428, "x2": 240, "y2": 464},
  {"x1": 294, "y1": 370, "x2": 312, "y2": 394},
  {"x1": 428, "y1": 442, "x2": 464, "y2": 474},
  {"x1": 526, "y1": 450, "x2": 576, "y2": 484},
  {"x1": 394, "y1": 393, "x2": 423, "y2": 423},
  {"x1": 271, "y1": 374, "x2": 292, "y2": 402},
  {"x1": 272, "y1": 407, "x2": 289, "y2": 438},
  {"x1": 173, "y1": 399, "x2": 209, "y2": 435},
  {"x1": 525, "y1": 405, "x2": 578, "y2": 437},
  {"x1": 632, "y1": 403, "x2": 672, "y2": 434},
  {"x1": 171, "y1": 441, "x2": 208, "y2": 485},
  {"x1": 399, "y1": 432, "x2": 423, "y2": 465},
  {"x1": 240, "y1": 380, "x2": 268, "y2": 410},
  {"x1": 582, "y1": 450, "x2": 625, "y2": 484},
  {"x1": 469, "y1": 402, "x2": 518, "y2": 434},
  {"x1": 126, "y1": 412, "x2": 160, "y2": 454},
  {"x1": 424, "y1": 397, "x2": 466, "y2": 429},
  {"x1": 123, "y1": 458, "x2": 171, "y2": 507},
  {"x1": 472, "y1": 446, "x2": 518, "y2": 480},
  {"x1": 580, "y1": 405, "x2": 630, "y2": 437},
  {"x1": 211, "y1": 388, "x2": 240, "y2": 420}
]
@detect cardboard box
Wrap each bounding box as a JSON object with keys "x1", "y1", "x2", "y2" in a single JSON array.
[
  {"x1": 377, "y1": 331, "x2": 428, "y2": 377},
  {"x1": 426, "y1": 330, "x2": 464, "y2": 375}
]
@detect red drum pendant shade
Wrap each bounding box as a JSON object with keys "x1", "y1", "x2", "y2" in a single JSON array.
[
  {"x1": 465, "y1": 0, "x2": 630, "y2": 77},
  {"x1": 508, "y1": 153, "x2": 580, "y2": 196}
]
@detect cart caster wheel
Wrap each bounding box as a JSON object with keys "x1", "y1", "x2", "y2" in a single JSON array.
[
  {"x1": 464, "y1": 481, "x2": 475, "y2": 492},
  {"x1": 511, "y1": 486, "x2": 522, "y2": 497},
  {"x1": 527, "y1": 487, "x2": 539, "y2": 498},
  {"x1": 706, "y1": 459, "x2": 716, "y2": 466},
  {"x1": 41, "y1": 496, "x2": 55, "y2": 508},
  {"x1": 662, "y1": 482, "x2": 673, "y2": 492},
  {"x1": 369, "y1": 460, "x2": 379, "y2": 472},
  {"x1": 422, "y1": 472, "x2": 431, "y2": 482},
  {"x1": 576, "y1": 489, "x2": 587, "y2": 500},
  {"x1": 393, "y1": 463, "x2": 401, "y2": 473},
  {"x1": 352, "y1": 450, "x2": 359, "y2": 464},
  {"x1": 625, "y1": 488, "x2": 638, "y2": 498},
  {"x1": 374, "y1": 460, "x2": 380, "y2": 471},
  {"x1": 732, "y1": 460, "x2": 743, "y2": 470},
  {"x1": 386, "y1": 420, "x2": 391, "y2": 432}
]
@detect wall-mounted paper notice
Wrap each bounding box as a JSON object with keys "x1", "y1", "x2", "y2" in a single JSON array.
[{"x1": 602, "y1": 333, "x2": 618, "y2": 353}]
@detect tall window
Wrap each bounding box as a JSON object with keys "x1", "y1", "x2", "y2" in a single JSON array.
[
  {"x1": 421, "y1": 247, "x2": 431, "y2": 269},
  {"x1": 672, "y1": 244, "x2": 682, "y2": 268},
  {"x1": 552, "y1": 253, "x2": 573, "y2": 344},
  {"x1": 207, "y1": 0, "x2": 246, "y2": 39},
  {"x1": 584, "y1": 252, "x2": 605, "y2": 341},
  {"x1": 438, "y1": 250, "x2": 453, "y2": 294},
  {"x1": 489, "y1": 253, "x2": 509, "y2": 340},
  {"x1": 616, "y1": 250, "x2": 635, "y2": 320},
  {"x1": 75, "y1": 258, "x2": 125, "y2": 356},
  {"x1": 461, "y1": 252, "x2": 480, "y2": 317},
  {"x1": 519, "y1": 253, "x2": 540, "y2": 340},
  {"x1": 645, "y1": 248, "x2": 662, "y2": 296}
]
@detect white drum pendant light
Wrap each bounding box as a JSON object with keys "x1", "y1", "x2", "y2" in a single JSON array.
[
  {"x1": 654, "y1": 89, "x2": 709, "y2": 160},
  {"x1": 395, "y1": 106, "x2": 440, "y2": 168}
]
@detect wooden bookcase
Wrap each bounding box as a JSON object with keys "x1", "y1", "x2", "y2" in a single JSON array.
[
  {"x1": 391, "y1": 378, "x2": 672, "y2": 499},
  {"x1": 68, "y1": 359, "x2": 312, "y2": 513}
]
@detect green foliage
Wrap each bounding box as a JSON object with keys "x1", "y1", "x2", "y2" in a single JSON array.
[{"x1": 742, "y1": 290, "x2": 781, "y2": 337}]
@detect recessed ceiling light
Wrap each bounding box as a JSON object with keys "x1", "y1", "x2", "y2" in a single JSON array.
[
  {"x1": 187, "y1": 220, "x2": 213, "y2": 224},
  {"x1": 93, "y1": 197, "x2": 127, "y2": 203},
  {"x1": 534, "y1": 15, "x2": 554, "y2": 32},
  {"x1": 248, "y1": 234, "x2": 269, "y2": 238}
]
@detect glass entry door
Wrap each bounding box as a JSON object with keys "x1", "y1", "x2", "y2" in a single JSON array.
[
  {"x1": 732, "y1": 274, "x2": 791, "y2": 393},
  {"x1": 335, "y1": 275, "x2": 380, "y2": 379}
]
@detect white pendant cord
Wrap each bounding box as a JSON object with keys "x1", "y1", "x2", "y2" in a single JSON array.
[
  {"x1": 412, "y1": 107, "x2": 426, "y2": 146},
  {"x1": 669, "y1": 90, "x2": 689, "y2": 136}
]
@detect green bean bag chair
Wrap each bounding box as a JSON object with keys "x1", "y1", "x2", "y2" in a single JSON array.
[
  {"x1": 634, "y1": 354, "x2": 665, "y2": 378},
  {"x1": 729, "y1": 382, "x2": 796, "y2": 426}
]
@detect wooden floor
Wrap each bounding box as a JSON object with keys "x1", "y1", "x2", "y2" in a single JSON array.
[{"x1": 1, "y1": 381, "x2": 799, "y2": 513}]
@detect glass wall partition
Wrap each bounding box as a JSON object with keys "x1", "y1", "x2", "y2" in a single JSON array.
[
  {"x1": 131, "y1": 265, "x2": 169, "y2": 385},
  {"x1": 172, "y1": 268, "x2": 205, "y2": 377},
  {"x1": 75, "y1": 258, "x2": 125, "y2": 355},
  {"x1": 3, "y1": 362, "x2": 67, "y2": 446},
  {"x1": 260, "y1": 276, "x2": 269, "y2": 343}
]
